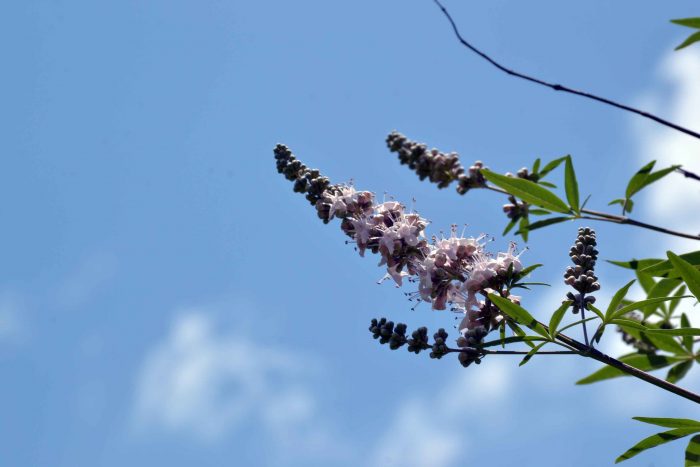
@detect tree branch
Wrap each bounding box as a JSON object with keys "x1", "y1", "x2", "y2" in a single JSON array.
[
  {"x1": 432, "y1": 0, "x2": 700, "y2": 141},
  {"x1": 485, "y1": 185, "x2": 700, "y2": 241}
]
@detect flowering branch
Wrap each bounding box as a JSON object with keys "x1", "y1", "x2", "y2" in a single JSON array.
[
  {"x1": 432, "y1": 0, "x2": 700, "y2": 141},
  {"x1": 387, "y1": 131, "x2": 700, "y2": 242}
]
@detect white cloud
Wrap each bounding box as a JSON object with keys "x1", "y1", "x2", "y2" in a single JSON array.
[
  {"x1": 369, "y1": 360, "x2": 511, "y2": 467},
  {"x1": 633, "y1": 48, "x2": 700, "y2": 254},
  {"x1": 132, "y1": 311, "x2": 351, "y2": 462}
]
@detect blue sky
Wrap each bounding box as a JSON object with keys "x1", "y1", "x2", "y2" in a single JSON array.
[{"x1": 3, "y1": 1, "x2": 700, "y2": 466}]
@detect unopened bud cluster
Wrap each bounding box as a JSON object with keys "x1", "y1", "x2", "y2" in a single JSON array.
[
  {"x1": 274, "y1": 144, "x2": 334, "y2": 212},
  {"x1": 386, "y1": 131, "x2": 487, "y2": 194},
  {"x1": 506, "y1": 167, "x2": 538, "y2": 182},
  {"x1": 502, "y1": 195, "x2": 528, "y2": 221},
  {"x1": 563, "y1": 228, "x2": 601, "y2": 313},
  {"x1": 615, "y1": 312, "x2": 657, "y2": 354},
  {"x1": 369, "y1": 318, "x2": 483, "y2": 366}
]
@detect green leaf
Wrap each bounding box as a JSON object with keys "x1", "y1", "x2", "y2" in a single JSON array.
[
  {"x1": 502, "y1": 218, "x2": 518, "y2": 236},
  {"x1": 667, "y1": 360, "x2": 693, "y2": 384},
  {"x1": 640, "y1": 251, "x2": 700, "y2": 277},
  {"x1": 517, "y1": 263, "x2": 543, "y2": 278},
  {"x1": 587, "y1": 303, "x2": 605, "y2": 321},
  {"x1": 519, "y1": 342, "x2": 547, "y2": 366},
  {"x1": 645, "y1": 165, "x2": 681, "y2": 187},
  {"x1": 671, "y1": 17, "x2": 700, "y2": 29},
  {"x1": 538, "y1": 156, "x2": 567, "y2": 177},
  {"x1": 564, "y1": 155, "x2": 580, "y2": 214},
  {"x1": 605, "y1": 280, "x2": 636, "y2": 321},
  {"x1": 538, "y1": 181, "x2": 557, "y2": 188},
  {"x1": 667, "y1": 251, "x2": 700, "y2": 301},
  {"x1": 636, "y1": 270, "x2": 656, "y2": 295},
  {"x1": 557, "y1": 316, "x2": 598, "y2": 334},
  {"x1": 481, "y1": 169, "x2": 571, "y2": 213},
  {"x1": 609, "y1": 258, "x2": 664, "y2": 272},
  {"x1": 499, "y1": 321, "x2": 506, "y2": 348},
  {"x1": 646, "y1": 328, "x2": 700, "y2": 337},
  {"x1": 576, "y1": 354, "x2": 686, "y2": 385},
  {"x1": 615, "y1": 428, "x2": 700, "y2": 463},
  {"x1": 478, "y1": 335, "x2": 546, "y2": 348},
  {"x1": 488, "y1": 293, "x2": 550, "y2": 338},
  {"x1": 505, "y1": 321, "x2": 536, "y2": 348},
  {"x1": 609, "y1": 198, "x2": 625, "y2": 206},
  {"x1": 676, "y1": 31, "x2": 700, "y2": 51},
  {"x1": 682, "y1": 314, "x2": 694, "y2": 352},
  {"x1": 634, "y1": 417, "x2": 700, "y2": 429},
  {"x1": 686, "y1": 434, "x2": 700, "y2": 467},
  {"x1": 549, "y1": 300, "x2": 573, "y2": 338},
  {"x1": 532, "y1": 158, "x2": 541, "y2": 174},
  {"x1": 644, "y1": 330, "x2": 692, "y2": 356},
  {"x1": 612, "y1": 318, "x2": 648, "y2": 331},
  {"x1": 626, "y1": 161, "x2": 656, "y2": 198},
  {"x1": 518, "y1": 216, "x2": 529, "y2": 242},
  {"x1": 528, "y1": 208, "x2": 551, "y2": 216},
  {"x1": 516, "y1": 216, "x2": 572, "y2": 234},
  {"x1": 671, "y1": 286, "x2": 688, "y2": 314},
  {"x1": 643, "y1": 278, "x2": 682, "y2": 318},
  {"x1": 612, "y1": 296, "x2": 691, "y2": 320}
]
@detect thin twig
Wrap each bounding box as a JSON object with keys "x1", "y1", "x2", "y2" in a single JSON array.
[
  {"x1": 447, "y1": 348, "x2": 578, "y2": 355},
  {"x1": 485, "y1": 185, "x2": 700, "y2": 241},
  {"x1": 432, "y1": 0, "x2": 700, "y2": 141},
  {"x1": 677, "y1": 167, "x2": 700, "y2": 182}
]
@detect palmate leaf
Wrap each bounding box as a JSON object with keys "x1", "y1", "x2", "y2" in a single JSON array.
[
  {"x1": 576, "y1": 354, "x2": 687, "y2": 385},
  {"x1": 643, "y1": 278, "x2": 682, "y2": 318},
  {"x1": 667, "y1": 251, "x2": 700, "y2": 301},
  {"x1": 481, "y1": 169, "x2": 571, "y2": 213},
  {"x1": 616, "y1": 427, "x2": 700, "y2": 463}
]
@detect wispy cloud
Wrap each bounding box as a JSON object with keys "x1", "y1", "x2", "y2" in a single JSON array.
[
  {"x1": 132, "y1": 310, "x2": 351, "y2": 463},
  {"x1": 369, "y1": 360, "x2": 511, "y2": 467},
  {"x1": 633, "y1": 48, "x2": 700, "y2": 254}
]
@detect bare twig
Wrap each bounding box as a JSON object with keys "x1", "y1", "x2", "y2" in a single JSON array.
[
  {"x1": 432, "y1": 0, "x2": 700, "y2": 141},
  {"x1": 677, "y1": 167, "x2": 700, "y2": 182}
]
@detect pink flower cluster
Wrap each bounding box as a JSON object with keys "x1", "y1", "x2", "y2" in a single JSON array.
[{"x1": 316, "y1": 183, "x2": 524, "y2": 335}]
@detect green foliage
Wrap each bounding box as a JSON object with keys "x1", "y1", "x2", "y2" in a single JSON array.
[
  {"x1": 667, "y1": 251, "x2": 700, "y2": 301},
  {"x1": 481, "y1": 169, "x2": 571, "y2": 213},
  {"x1": 610, "y1": 161, "x2": 680, "y2": 214},
  {"x1": 576, "y1": 354, "x2": 687, "y2": 385},
  {"x1": 487, "y1": 293, "x2": 550, "y2": 338},
  {"x1": 563, "y1": 155, "x2": 580, "y2": 214},
  {"x1": 549, "y1": 300, "x2": 573, "y2": 338},
  {"x1": 615, "y1": 418, "x2": 700, "y2": 464},
  {"x1": 671, "y1": 18, "x2": 700, "y2": 50},
  {"x1": 686, "y1": 435, "x2": 700, "y2": 466}
]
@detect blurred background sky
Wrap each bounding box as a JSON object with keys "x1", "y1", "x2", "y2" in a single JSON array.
[{"x1": 3, "y1": 1, "x2": 700, "y2": 466}]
